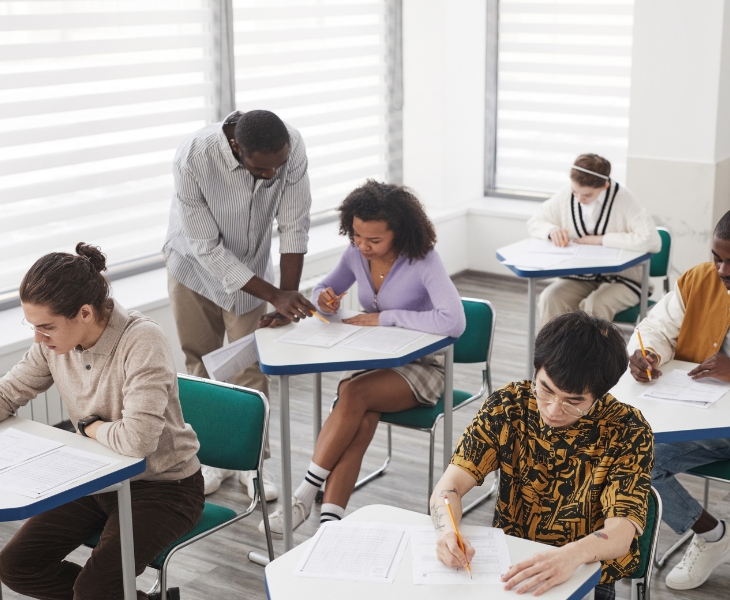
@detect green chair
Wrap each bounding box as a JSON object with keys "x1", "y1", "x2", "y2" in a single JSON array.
[
  {"x1": 85, "y1": 375, "x2": 274, "y2": 600},
  {"x1": 336, "y1": 298, "x2": 498, "y2": 513},
  {"x1": 614, "y1": 227, "x2": 672, "y2": 325},
  {"x1": 629, "y1": 486, "x2": 662, "y2": 600},
  {"x1": 655, "y1": 459, "x2": 730, "y2": 568}
]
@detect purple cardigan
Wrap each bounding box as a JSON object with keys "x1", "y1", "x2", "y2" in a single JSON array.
[{"x1": 312, "y1": 245, "x2": 466, "y2": 338}]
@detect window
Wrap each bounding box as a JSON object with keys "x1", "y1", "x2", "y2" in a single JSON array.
[
  {"x1": 0, "y1": 0, "x2": 215, "y2": 296},
  {"x1": 488, "y1": 0, "x2": 634, "y2": 195},
  {"x1": 232, "y1": 0, "x2": 391, "y2": 213}
]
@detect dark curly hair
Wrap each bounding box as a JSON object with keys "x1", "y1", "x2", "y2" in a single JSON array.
[{"x1": 338, "y1": 180, "x2": 437, "y2": 261}]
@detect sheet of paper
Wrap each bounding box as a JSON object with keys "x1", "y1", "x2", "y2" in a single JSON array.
[
  {"x1": 527, "y1": 239, "x2": 578, "y2": 256},
  {"x1": 340, "y1": 327, "x2": 425, "y2": 354},
  {"x1": 638, "y1": 369, "x2": 730, "y2": 405},
  {"x1": 0, "y1": 428, "x2": 64, "y2": 472},
  {"x1": 410, "y1": 525, "x2": 512, "y2": 585},
  {"x1": 275, "y1": 319, "x2": 361, "y2": 348},
  {"x1": 294, "y1": 521, "x2": 409, "y2": 583},
  {"x1": 0, "y1": 446, "x2": 118, "y2": 498},
  {"x1": 574, "y1": 245, "x2": 622, "y2": 260},
  {"x1": 202, "y1": 333, "x2": 258, "y2": 382},
  {"x1": 501, "y1": 252, "x2": 571, "y2": 270}
]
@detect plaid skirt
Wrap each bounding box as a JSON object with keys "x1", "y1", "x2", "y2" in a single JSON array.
[{"x1": 340, "y1": 353, "x2": 445, "y2": 406}]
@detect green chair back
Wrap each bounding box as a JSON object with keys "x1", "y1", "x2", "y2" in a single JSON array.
[
  {"x1": 177, "y1": 375, "x2": 266, "y2": 473},
  {"x1": 453, "y1": 298, "x2": 495, "y2": 364},
  {"x1": 650, "y1": 228, "x2": 671, "y2": 278},
  {"x1": 688, "y1": 459, "x2": 730, "y2": 480}
]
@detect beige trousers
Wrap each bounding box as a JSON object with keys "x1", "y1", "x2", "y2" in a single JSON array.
[
  {"x1": 167, "y1": 271, "x2": 270, "y2": 458},
  {"x1": 538, "y1": 278, "x2": 639, "y2": 328}
]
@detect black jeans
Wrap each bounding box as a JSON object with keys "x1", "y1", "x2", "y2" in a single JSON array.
[
  {"x1": 0, "y1": 470, "x2": 204, "y2": 600},
  {"x1": 594, "y1": 582, "x2": 615, "y2": 600}
]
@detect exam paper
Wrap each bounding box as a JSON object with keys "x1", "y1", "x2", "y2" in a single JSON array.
[
  {"x1": 527, "y1": 239, "x2": 578, "y2": 256},
  {"x1": 410, "y1": 525, "x2": 512, "y2": 585},
  {"x1": 340, "y1": 327, "x2": 425, "y2": 354},
  {"x1": 501, "y1": 252, "x2": 571, "y2": 270},
  {"x1": 275, "y1": 319, "x2": 361, "y2": 348},
  {"x1": 638, "y1": 369, "x2": 730, "y2": 406},
  {"x1": 0, "y1": 428, "x2": 64, "y2": 471},
  {"x1": 0, "y1": 446, "x2": 118, "y2": 498},
  {"x1": 294, "y1": 521, "x2": 409, "y2": 583},
  {"x1": 574, "y1": 245, "x2": 622, "y2": 260},
  {"x1": 201, "y1": 333, "x2": 258, "y2": 382}
]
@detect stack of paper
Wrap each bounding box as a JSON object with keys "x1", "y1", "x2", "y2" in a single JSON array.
[
  {"x1": 275, "y1": 319, "x2": 362, "y2": 348},
  {"x1": 202, "y1": 333, "x2": 258, "y2": 382},
  {"x1": 341, "y1": 327, "x2": 425, "y2": 354},
  {"x1": 0, "y1": 428, "x2": 118, "y2": 498},
  {"x1": 638, "y1": 370, "x2": 730, "y2": 409}
]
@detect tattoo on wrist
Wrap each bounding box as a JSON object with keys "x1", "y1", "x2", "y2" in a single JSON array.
[
  {"x1": 440, "y1": 487, "x2": 458, "y2": 498},
  {"x1": 430, "y1": 504, "x2": 445, "y2": 532},
  {"x1": 593, "y1": 532, "x2": 608, "y2": 540}
]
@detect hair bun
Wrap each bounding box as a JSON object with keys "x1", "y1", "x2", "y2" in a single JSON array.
[{"x1": 75, "y1": 243, "x2": 107, "y2": 272}]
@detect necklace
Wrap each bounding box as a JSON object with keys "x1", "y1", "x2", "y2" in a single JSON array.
[{"x1": 372, "y1": 256, "x2": 396, "y2": 279}]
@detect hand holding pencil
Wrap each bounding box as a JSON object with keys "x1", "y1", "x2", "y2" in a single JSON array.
[
  {"x1": 443, "y1": 496, "x2": 473, "y2": 578},
  {"x1": 629, "y1": 331, "x2": 662, "y2": 383},
  {"x1": 317, "y1": 287, "x2": 346, "y2": 314}
]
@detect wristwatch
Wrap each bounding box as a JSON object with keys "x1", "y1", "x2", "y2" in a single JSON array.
[{"x1": 78, "y1": 415, "x2": 101, "y2": 437}]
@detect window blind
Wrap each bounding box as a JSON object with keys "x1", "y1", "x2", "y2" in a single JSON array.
[
  {"x1": 231, "y1": 0, "x2": 390, "y2": 213},
  {"x1": 0, "y1": 0, "x2": 214, "y2": 294},
  {"x1": 494, "y1": 0, "x2": 634, "y2": 194}
]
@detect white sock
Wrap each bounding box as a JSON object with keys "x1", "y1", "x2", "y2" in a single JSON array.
[
  {"x1": 703, "y1": 520, "x2": 725, "y2": 543},
  {"x1": 320, "y1": 503, "x2": 345, "y2": 524},
  {"x1": 294, "y1": 461, "x2": 330, "y2": 509}
]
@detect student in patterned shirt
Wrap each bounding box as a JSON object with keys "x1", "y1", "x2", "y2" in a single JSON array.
[{"x1": 431, "y1": 311, "x2": 654, "y2": 600}]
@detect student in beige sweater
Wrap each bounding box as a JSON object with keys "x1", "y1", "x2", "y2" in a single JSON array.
[
  {"x1": 0, "y1": 243, "x2": 203, "y2": 600},
  {"x1": 527, "y1": 154, "x2": 661, "y2": 327}
]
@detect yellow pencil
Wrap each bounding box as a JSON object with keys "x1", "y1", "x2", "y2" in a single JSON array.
[
  {"x1": 636, "y1": 329, "x2": 652, "y2": 381},
  {"x1": 326, "y1": 291, "x2": 347, "y2": 306},
  {"x1": 443, "y1": 496, "x2": 472, "y2": 579},
  {"x1": 310, "y1": 311, "x2": 330, "y2": 324}
]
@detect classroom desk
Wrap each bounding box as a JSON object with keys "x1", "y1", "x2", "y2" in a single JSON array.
[
  {"x1": 264, "y1": 504, "x2": 602, "y2": 600},
  {"x1": 496, "y1": 239, "x2": 651, "y2": 378},
  {"x1": 255, "y1": 315, "x2": 457, "y2": 552},
  {"x1": 0, "y1": 416, "x2": 146, "y2": 600},
  {"x1": 610, "y1": 359, "x2": 730, "y2": 443}
]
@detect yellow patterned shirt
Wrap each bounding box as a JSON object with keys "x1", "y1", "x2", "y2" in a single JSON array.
[{"x1": 451, "y1": 380, "x2": 654, "y2": 584}]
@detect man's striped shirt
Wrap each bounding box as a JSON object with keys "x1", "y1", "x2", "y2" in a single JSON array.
[{"x1": 163, "y1": 114, "x2": 311, "y2": 315}]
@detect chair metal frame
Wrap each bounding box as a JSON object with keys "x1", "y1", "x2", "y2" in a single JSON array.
[
  {"x1": 630, "y1": 486, "x2": 663, "y2": 600},
  {"x1": 143, "y1": 375, "x2": 275, "y2": 599},
  {"x1": 332, "y1": 298, "x2": 499, "y2": 514}
]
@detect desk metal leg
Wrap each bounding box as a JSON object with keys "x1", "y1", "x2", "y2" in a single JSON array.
[
  {"x1": 640, "y1": 258, "x2": 650, "y2": 320},
  {"x1": 313, "y1": 373, "x2": 322, "y2": 446},
  {"x1": 117, "y1": 479, "x2": 137, "y2": 600},
  {"x1": 526, "y1": 278, "x2": 537, "y2": 379},
  {"x1": 279, "y1": 375, "x2": 293, "y2": 551},
  {"x1": 443, "y1": 345, "x2": 454, "y2": 473}
]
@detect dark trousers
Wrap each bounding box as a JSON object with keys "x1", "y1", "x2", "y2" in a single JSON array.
[
  {"x1": 0, "y1": 470, "x2": 204, "y2": 600},
  {"x1": 594, "y1": 582, "x2": 615, "y2": 600}
]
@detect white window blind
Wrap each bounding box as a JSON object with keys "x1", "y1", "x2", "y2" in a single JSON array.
[
  {"x1": 232, "y1": 0, "x2": 389, "y2": 213},
  {"x1": 0, "y1": 0, "x2": 214, "y2": 294},
  {"x1": 494, "y1": 0, "x2": 634, "y2": 194}
]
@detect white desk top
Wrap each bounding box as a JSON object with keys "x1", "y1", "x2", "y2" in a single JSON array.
[
  {"x1": 264, "y1": 504, "x2": 601, "y2": 600},
  {"x1": 496, "y1": 238, "x2": 650, "y2": 278},
  {"x1": 0, "y1": 416, "x2": 145, "y2": 520},
  {"x1": 255, "y1": 311, "x2": 455, "y2": 376},
  {"x1": 610, "y1": 360, "x2": 730, "y2": 443}
]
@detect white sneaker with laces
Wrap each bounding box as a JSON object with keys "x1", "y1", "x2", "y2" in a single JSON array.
[
  {"x1": 258, "y1": 496, "x2": 311, "y2": 538},
  {"x1": 666, "y1": 521, "x2": 730, "y2": 590},
  {"x1": 202, "y1": 465, "x2": 236, "y2": 495},
  {"x1": 239, "y1": 469, "x2": 279, "y2": 502}
]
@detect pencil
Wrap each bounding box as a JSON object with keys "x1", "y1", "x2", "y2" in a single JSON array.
[
  {"x1": 326, "y1": 291, "x2": 347, "y2": 306},
  {"x1": 443, "y1": 496, "x2": 472, "y2": 579},
  {"x1": 310, "y1": 311, "x2": 330, "y2": 324},
  {"x1": 636, "y1": 329, "x2": 652, "y2": 381}
]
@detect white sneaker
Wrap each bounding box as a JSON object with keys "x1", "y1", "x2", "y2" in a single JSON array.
[
  {"x1": 666, "y1": 521, "x2": 730, "y2": 590},
  {"x1": 239, "y1": 469, "x2": 279, "y2": 502},
  {"x1": 258, "y1": 497, "x2": 311, "y2": 538},
  {"x1": 202, "y1": 465, "x2": 236, "y2": 495}
]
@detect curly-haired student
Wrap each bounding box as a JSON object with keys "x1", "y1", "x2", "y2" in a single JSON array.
[{"x1": 259, "y1": 180, "x2": 466, "y2": 536}]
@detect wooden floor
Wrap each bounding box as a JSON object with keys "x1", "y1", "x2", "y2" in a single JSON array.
[{"x1": 1, "y1": 271, "x2": 729, "y2": 599}]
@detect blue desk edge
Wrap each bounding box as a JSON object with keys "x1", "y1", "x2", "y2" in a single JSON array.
[
  {"x1": 0, "y1": 458, "x2": 146, "y2": 522},
  {"x1": 257, "y1": 336, "x2": 457, "y2": 376},
  {"x1": 495, "y1": 251, "x2": 651, "y2": 278}
]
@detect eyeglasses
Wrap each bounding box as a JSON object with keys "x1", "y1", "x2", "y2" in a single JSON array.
[
  {"x1": 530, "y1": 374, "x2": 597, "y2": 419},
  {"x1": 21, "y1": 318, "x2": 51, "y2": 339}
]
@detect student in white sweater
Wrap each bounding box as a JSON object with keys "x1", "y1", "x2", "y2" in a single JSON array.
[{"x1": 527, "y1": 154, "x2": 661, "y2": 327}]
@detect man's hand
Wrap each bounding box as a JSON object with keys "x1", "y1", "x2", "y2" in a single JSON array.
[
  {"x1": 258, "y1": 311, "x2": 292, "y2": 329},
  {"x1": 342, "y1": 313, "x2": 380, "y2": 326},
  {"x1": 269, "y1": 290, "x2": 316, "y2": 324},
  {"x1": 435, "y1": 531, "x2": 476, "y2": 570},
  {"x1": 502, "y1": 546, "x2": 581, "y2": 596},
  {"x1": 629, "y1": 349, "x2": 662, "y2": 382},
  {"x1": 689, "y1": 353, "x2": 730, "y2": 382},
  {"x1": 317, "y1": 288, "x2": 340, "y2": 314},
  {"x1": 574, "y1": 235, "x2": 604, "y2": 246},
  {"x1": 549, "y1": 229, "x2": 570, "y2": 248}
]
